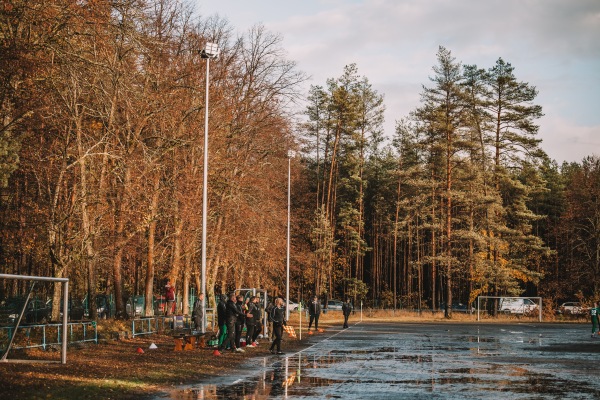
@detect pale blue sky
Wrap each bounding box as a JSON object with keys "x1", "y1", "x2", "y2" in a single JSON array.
[{"x1": 194, "y1": 0, "x2": 599, "y2": 163}]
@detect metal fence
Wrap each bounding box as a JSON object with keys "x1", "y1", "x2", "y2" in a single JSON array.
[
  {"x1": 0, "y1": 321, "x2": 97, "y2": 352},
  {"x1": 130, "y1": 308, "x2": 217, "y2": 337}
]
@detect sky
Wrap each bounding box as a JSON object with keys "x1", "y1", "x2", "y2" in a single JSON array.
[{"x1": 194, "y1": 0, "x2": 600, "y2": 164}]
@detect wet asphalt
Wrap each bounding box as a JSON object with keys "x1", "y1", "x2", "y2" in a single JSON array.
[{"x1": 160, "y1": 321, "x2": 600, "y2": 399}]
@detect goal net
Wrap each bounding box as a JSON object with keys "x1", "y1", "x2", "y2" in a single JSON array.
[
  {"x1": 476, "y1": 296, "x2": 543, "y2": 322},
  {"x1": 0, "y1": 273, "x2": 69, "y2": 364}
]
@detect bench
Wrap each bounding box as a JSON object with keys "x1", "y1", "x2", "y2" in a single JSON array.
[{"x1": 173, "y1": 333, "x2": 207, "y2": 351}]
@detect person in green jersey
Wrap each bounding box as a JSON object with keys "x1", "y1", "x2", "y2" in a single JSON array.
[{"x1": 591, "y1": 302, "x2": 599, "y2": 338}]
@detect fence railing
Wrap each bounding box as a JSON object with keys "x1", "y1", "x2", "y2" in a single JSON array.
[
  {"x1": 0, "y1": 321, "x2": 97, "y2": 351},
  {"x1": 130, "y1": 308, "x2": 217, "y2": 337}
]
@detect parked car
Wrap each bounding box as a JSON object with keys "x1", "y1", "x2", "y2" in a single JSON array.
[
  {"x1": 126, "y1": 295, "x2": 146, "y2": 317},
  {"x1": 83, "y1": 294, "x2": 112, "y2": 319},
  {"x1": 2, "y1": 298, "x2": 51, "y2": 325},
  {"x1": 558, "y1": 302, "x2": 585, "y2": 315},
  {"x1": 323, "y1": 300, "x2": 343, "y2": 310},
  {"x1": 498, "y1": 298, "x2": 538, "y2": 315},
  {"x1": 439, "y1": 302, "x2": 474, "y2": 313},
  {"x1": 283, "y1": 299, "x2": 299, "y2": 311},
  {"x1": 46, "y1": 298, "x2": 86, "y2": 321}
]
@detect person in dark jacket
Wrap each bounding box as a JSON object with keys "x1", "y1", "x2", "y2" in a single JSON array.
[
  {"x1": 245, "y1": 296, "x2": 258, "y2": 347},
  {"x1": 235, "y1": 295, "x2": 246, "y2": 348},
  {"x1": 342, "y1": 298, "x2": 353, "y2": 329},
  {"x1": 269, "y1": 297, "x2": 286, "y2": 355},
  {"x1": 308, "y1": 296, "x2": 321, "y2": 333},
  {"x1": 216, "y1": 295, "x2": 227, "y2": 348},
  {"x1": 251, "y1": 296, "x2": 263, "y2": 345},
  {"x1": 192, "y1": 292, "x2": 204, "y2": 332},
  {"x1": 216, "y1": 293, "x2": 244, "y2": 355}
]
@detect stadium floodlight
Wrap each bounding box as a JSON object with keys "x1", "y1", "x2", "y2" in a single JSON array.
[
  {"x1": 200, "y1": 41, "x2": 219, "y2": 334},
  {"x1": 200, "y1": 42, "x2": 220, "y2": 59},
  {"x1": 286, "y1": 150, "x2": 295, "y2": 320}
]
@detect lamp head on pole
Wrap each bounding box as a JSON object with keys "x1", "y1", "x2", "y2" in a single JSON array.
[
  {"x1": 287, "y1": 150, "x2": 296, "y2": 159},
  {"x1": 201, "y1": 42, "x2": 220, "y2": 59}
]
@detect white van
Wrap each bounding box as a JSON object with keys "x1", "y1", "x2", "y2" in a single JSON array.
[{"x1": 498, "y1": 298, "x2": 538, "y2": 314}]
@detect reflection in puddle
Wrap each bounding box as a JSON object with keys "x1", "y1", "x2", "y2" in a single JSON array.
[
  {"x1": 176, "y1": 354, "x2": 343, "y2": 399},
  {"x1": 162, "y1": 326, "x2": 600, "y2": 399}
]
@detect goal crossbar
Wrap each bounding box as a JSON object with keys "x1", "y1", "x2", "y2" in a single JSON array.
[
  {"x1": 0, "y1": 273, "x2": 69, "y2": 364},
  {"x1": 477, "y1": 296, "x2": 543, "y2": 322}
]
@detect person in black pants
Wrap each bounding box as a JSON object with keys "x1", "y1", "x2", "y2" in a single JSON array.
[
  {"x1": 251, "y1": 296, "x2": 262, "y2": 345},
  {"x1": 342, "y1": 298, "x2": 353, "y2": 329},
  {"x1": 269, "y1": 298, "x2": 286, "y2": 355},
  {"x1": 235, "y1": 295, "x2": 245, "y2": 349},
  {"x1": 245, "y1": 296, "x2": 257, "y2": 347},
  {"x1": 308, "y1": 296, "x2": 321, "y2": 332},
  {"x1": 216, "y1": 293, "x2": 244, "y2": 355}
]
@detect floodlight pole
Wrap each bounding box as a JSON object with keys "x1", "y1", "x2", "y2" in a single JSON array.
[
  {"x1": 286, "y1": 150, "x2": 294, "y2": 320},
  {"x1": 200, "y1": 42, "x2": 219, "y2": 334}
]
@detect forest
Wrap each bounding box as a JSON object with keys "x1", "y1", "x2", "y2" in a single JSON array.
[{"x1": 1, "y1": 0, "x2": 598, "y2": 319}]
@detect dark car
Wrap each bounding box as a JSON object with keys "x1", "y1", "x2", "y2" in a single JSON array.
[
  {"x1": 46, "y1": 298, "x2": 86, "y2": 321},
  {"x1": 83, "y1": 294, "x2": 112, "y2": 319},
  {"x1": 1, "y1": 297, "x2": 51, "y2": 325},
  {"x1": 439, "y1": 302, "x2": 474, "y2": 313}
]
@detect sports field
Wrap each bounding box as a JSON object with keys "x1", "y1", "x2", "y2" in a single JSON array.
[{"x1": 163, "y1": 321, "x2": 600, "y2": 399}]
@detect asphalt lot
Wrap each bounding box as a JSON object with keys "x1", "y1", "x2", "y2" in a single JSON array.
[{"x1": 162, "y1": 321, "x2": 600, "y2": 399}]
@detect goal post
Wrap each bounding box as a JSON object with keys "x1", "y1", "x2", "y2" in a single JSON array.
[
  {"x1": 477, "y1": 296, "x2": 543, "y2": 322},
  {"x1": 0, "y1": 273, "x2": 69, "y2": 364}
]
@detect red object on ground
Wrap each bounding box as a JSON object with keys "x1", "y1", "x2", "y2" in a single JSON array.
[{"x1": 136, "y1": 347, "x2": 144, "y2": 354}]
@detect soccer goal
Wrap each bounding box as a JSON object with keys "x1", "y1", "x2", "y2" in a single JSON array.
[
  {"x1": 476, "y1": 296, "x2": 543, "y2": 322},
  {"x1": 0, "y1": 273, "x2": 69, "y2": 364}
]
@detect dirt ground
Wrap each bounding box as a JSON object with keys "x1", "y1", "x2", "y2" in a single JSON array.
[
  {"x1": 0, "y1": 311, "x2": 589, "y2": 399},
  {"x1": 0, "y1": 315, "x2": 336, "y2": 400}
]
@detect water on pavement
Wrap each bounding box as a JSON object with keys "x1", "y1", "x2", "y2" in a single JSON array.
[{"x1": 160, "y1": 322, "x2": 600, "y2": 399}]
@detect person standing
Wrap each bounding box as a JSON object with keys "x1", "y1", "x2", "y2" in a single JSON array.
[
  {"x1": 251, "y1": 296, "x2": 263, "y2": 345},
  {"x1": 235, "y1": 295, "x2": 246, "y2": 348},
  {"x1": 269, "y1": 297, "x2": 286, "y2": 355},
  {"x1": 216, "y1": 293, "x2": 245, "y2": 355},
  {"x1": 342, "y1": 298, "x2": 353, "y2": 329},
  {"x1": 216, "y1": 295, "x2": 228, "y2": 348},
  {"x1": 245, "y1": 296, "x2": 258, "y2": 347},
  {"x1": 265, "y1": 300, "x2": 275, "y2": 342},
  {"x1": 192, "y1": 293, "x2": 204, "y2": 332},
  {"x1": 165, "y1": 279, "x2": 175, "y2": 316},
  {"x1": 591, "y1": 302, "x2": 599, "y2": 338},
  {"x1": 308, "y1": 296, "x2": 321, "y2": 333}
]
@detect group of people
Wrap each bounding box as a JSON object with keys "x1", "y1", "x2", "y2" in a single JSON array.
[
  {"x1": 191, "y1": 290, "x2": 355, "y2": 356},
  {"x1": 211, "y1": 293, "x2": 288, "y2": 356},
  {"x1": 307, "y1": 297, "x2": 354, "y2": 331}
]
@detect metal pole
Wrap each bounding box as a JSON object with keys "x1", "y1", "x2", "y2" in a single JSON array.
[
  {"x1": 286, "y1": 154, "x2": 291, "y2": 320},
  {"x1": 62, "y1": 281, "x2": 68, "y2": 364},
  {"x1": 201, "y1": 56, "x2": 210, "y2": 334}
]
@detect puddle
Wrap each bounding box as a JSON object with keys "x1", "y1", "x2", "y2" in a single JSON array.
[{"x1": 160, "y1": 323, "x2": 600, "y2": 399}]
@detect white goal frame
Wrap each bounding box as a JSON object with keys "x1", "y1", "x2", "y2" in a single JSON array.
[
  {"x1": 0, "y1": 273, "x2": 69, "y2": 364},
  {"x1": 477, "y1": 296, "x2": 543, "y2": 322}
]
